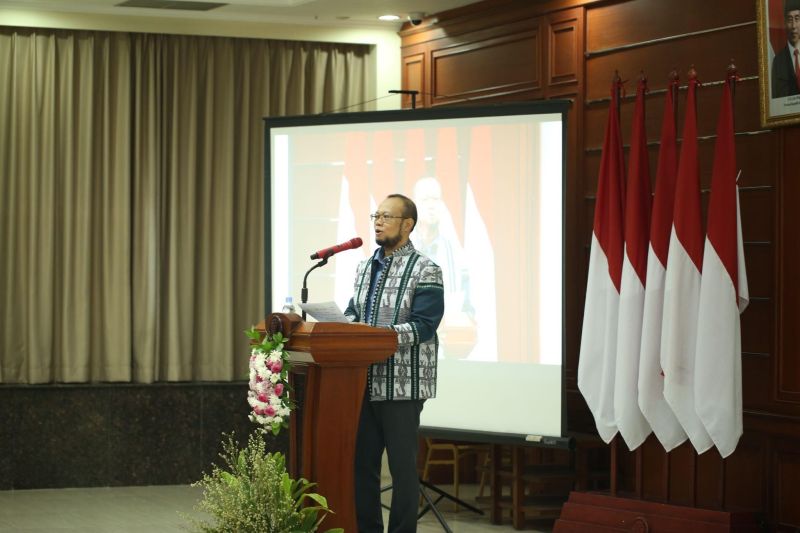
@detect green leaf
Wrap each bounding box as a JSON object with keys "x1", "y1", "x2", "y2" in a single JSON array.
[
  {"x1": 219, "y1": 471, "x2": 237, "y2": 487},
  {"x1": 299, "y1": 508, "x2": 319, "y2": 530},
  {"x1": 303, "y1": 492, "x2": 329, "y2": 508},
  {"x1": 281, "y1": 472, "x2": 293, "y2": 496}
]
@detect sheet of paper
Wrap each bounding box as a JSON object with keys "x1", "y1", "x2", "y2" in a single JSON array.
[{"x1": 298, "y1": 301, "x2": 350, "y2": 323}]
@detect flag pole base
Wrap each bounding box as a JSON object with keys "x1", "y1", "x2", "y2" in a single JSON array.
[{"x1": 553, "y1": 491, "x2": 762, "y2": 532}]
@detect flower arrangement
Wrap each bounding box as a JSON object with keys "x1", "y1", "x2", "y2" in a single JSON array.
[
  {"x1": 245, "y1": 328, "x2": 293, "y2": 436},
  {"x1": 185, "y1": 329, "x2": 341, "y2": 533},
  {"x1": 186, "y1": 432, "x2": 342, "y2": 533}
]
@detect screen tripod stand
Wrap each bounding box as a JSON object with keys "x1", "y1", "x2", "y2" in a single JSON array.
[{"x1": 380, "y1": 478, "x2": 484, "y2": 533}]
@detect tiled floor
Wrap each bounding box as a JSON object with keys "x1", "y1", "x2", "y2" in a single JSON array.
[{"x1": 0, "y1": 482, "x2": 553, "y2": 532}]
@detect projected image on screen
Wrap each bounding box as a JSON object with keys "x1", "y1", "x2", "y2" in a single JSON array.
[{"x1": 268, "y1": 105, "x2": 566, "y2": 439}]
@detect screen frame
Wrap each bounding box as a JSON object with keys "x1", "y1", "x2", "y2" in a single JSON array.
[{"x1": 263, "y1": 99, "x2": 570, "y2": 441}]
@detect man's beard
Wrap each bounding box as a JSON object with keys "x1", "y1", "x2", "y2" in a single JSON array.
[{"x1": 376, "y1": 233, "x2": 402, "y2": 248}]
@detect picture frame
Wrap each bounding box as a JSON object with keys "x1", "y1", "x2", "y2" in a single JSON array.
[{"x1": 758, "y1": 0, "x2": 800, "y2": 127}]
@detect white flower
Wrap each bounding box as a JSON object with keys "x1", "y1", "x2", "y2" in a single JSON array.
[
  {"x1": 269, "y1": 350, "x2": 282, "y2": 361},
  {"x1": 278, "y1": 407, "x2": 290, "y2": 417},
  {"x1": 273, "y1": 416, "x2": 283, "y2": 425},
  {"x1": 253, "y1": 359, "x2": 268, "y2": 374},
  {"x1": 269, "y1": 373, "x2": 280, "y2": 384}
]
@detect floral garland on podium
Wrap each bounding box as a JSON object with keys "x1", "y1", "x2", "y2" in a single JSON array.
[{"x1": 245, "y1": 328, "x2": 293, "y2": 435}]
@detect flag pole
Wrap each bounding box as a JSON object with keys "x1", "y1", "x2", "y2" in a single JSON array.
[
  {"x1": 609, "y1": 69, "x2": 622, "y2": 500},
  {"x1": 727, "y1": 59, "x2": 738, "y2": 128},
  {"x1": 669, "y1": 69, "x2": 679, "y2": 129},
  {"x1": 719, "y1": 58, "x2": 738, "y2": 511},
  {"x1": 634, "y1": 69, "x2": 648, "y2": 501},
  {"x1": 687, "y1": 64, "x2": 700, "y2": 510},
  {"x1": 665, "y1": 67, "x2": 680, "y2": 504}
]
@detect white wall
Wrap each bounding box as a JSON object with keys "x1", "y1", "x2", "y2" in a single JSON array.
[{"x1": 0, "y1": 8, "x2": 402, "y2": 111}]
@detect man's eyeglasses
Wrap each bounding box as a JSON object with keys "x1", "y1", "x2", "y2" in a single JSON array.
[{"x1": 370, "y1": 212, "x2": 406, "y2": 223}]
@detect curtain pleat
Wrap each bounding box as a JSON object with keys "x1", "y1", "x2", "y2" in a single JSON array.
[{"x1": 0, "y1": 28, "x2": 370, "y2": 383}]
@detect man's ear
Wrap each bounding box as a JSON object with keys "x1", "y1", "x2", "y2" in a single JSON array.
[{"x1": 403, "y1": 218, "x2": 414, "y2": 235}]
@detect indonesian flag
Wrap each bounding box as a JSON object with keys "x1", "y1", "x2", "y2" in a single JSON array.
[
  {"x1": 578, "y1": 79, "x2": 625, "y2": 444},
  {"x1": 661, "y1": 73, "x2": 713, "y2": 454},
  {"x1": 614, "y1": 77, "x2": 653, "y2": 450},
  {"x1": 695, "y1": 75, "x2": 749, "y2": 458},
  {"x1": 638, "y1": 77, "x2": 687, "y2": 452}
]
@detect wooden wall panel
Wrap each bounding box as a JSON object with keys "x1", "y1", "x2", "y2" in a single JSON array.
[
  {"x1": 640, "y1": 437, "x2": 668, "y2": 501},
  {"x1": 583, "y1": 81, "x2": 764, "y2": 150},
  {"x1": 696, "y1": 450, "x2": 724, "y2": 510},
  {"x1": 402, "y1": 53, "x2": 425, "y2": 109},
  {"x1": 585, "y1": 25, "x2": 758, "y2": 101},
  {"x1": 775, "y1": 445, "x2": 800, "y2": 527},
  {"x1": 431, "y1": 30, "x2": 542, "y2": 104},
  {"x1": 778, "y1": 126, "x2": 800, "y2": 403},
  {"x1": 402, "y1": 0, "x2": 800, "y2": 528},
  {"x1": 586, "y1": 0, "x2": 754, "y2": 52},
  {"x1": 547, "y1": 13, "x2": 580, "y2": 93},
  {"x1": 723, "y1": 433, "x2": 765, "y2": 511},
  {"x1": 667, "y1": 443, "x2": 695, "y2": 506}
]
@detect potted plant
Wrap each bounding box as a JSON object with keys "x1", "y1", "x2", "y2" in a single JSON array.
[{"x1": 186, "y1": 330, "x2": 342, "y2": 533}]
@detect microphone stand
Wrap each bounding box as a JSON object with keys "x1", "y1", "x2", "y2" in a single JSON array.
[{"x1": 300, "y1": 254, "x2": 330, "y2": 320}]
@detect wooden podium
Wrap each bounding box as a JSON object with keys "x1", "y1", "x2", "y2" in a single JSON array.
[{"x1": 255, "y1": 313, "x2": 397, "y2": 533}]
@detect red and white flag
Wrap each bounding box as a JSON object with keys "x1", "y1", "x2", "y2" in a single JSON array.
[
  {"x1": 579, "y1": 79, "x2": 625, "y2": 444},
  {"x1": 695, "y1": 74, "x2": 749, "y2": 458},
  {"x1": 661, "y1": 72, "x2": 713, "y2": 454},
  {"x1": 638, "y1": 76, "x2": 688, "y2": 451},
  {"x1": 614, "y1": 77, "x2": 652, "y2": 450}
]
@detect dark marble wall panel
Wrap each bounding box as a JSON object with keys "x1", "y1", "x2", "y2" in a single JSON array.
[
  {"x1": 0, "y1": 389, "x2": 18, "y2": 490},
  {"x1": 0, "y1": 382, "x2": 287, "y2": 490},
  {"x1": 108, "y1": 385, "x2": 204, "y2": 486},
  {"x1": 13, "y1": 386, "x2": 112, "y2": 489}
]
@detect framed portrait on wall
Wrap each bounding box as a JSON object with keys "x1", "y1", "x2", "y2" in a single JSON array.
[{"x1": 758, "y1": 0, "x2": 800, "y2": 127}]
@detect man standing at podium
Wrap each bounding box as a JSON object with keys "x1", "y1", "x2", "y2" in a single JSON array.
[{"x1": 345, "y1": 193, "x2": 445, "y2": 533}]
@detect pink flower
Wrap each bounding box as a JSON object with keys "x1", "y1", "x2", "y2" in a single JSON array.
[
  {"x1": 271, "y1": 360, "x2": 283, "y2": 373},
  {"x1": 256, "y1": 375, "x2": 264, "y2": 383},
  {"x1": 257, "y1": 393, "x2": 269, "y2": 403},
  {"x1": 265, "y1": 406, "x2": 276, "y2": 417},
  {"x1": 274, "y1": 383, "x2": 284, "y2": 396}
]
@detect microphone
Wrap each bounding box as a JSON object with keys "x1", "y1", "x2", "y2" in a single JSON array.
[{"x1": 310, "y1": 237, "x2": 363, "y2": 260}]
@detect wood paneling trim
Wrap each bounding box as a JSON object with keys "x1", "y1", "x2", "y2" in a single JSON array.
[
  {"x1": 548, "y1": 16, "x2": 579, "y2": 87},
  {"x1": 773, "y1": 445, "x2": 800, "y2": 528},
  {"x1": 584, "y1": 25, "x2": 758, "y2": 100},
  {"x1": 402, "y1": 53, "x2": 425, "y2": 109},
  {"x1": 584, "y1": 75, "x2": 760, "y2": 105},
  {"x1": 583, "y1": 129, "x2": 773, "y2": 153},
  {"x1": 777, "y1": 127, "x2": 800, "y2": 404},
  {"x1": 399, "y1": 0, "x2": 599, "y2": 47},
  {"x1": 430, "y1": 29, "x2": 543, "y2": 104},
  {"x1": 585, "y1": 21, "x2": 755, "y2": 58}
]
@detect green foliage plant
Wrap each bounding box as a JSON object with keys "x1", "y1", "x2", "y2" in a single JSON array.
[{"x1": 186, "y1": 431, "x2": 342, "y2": 533}]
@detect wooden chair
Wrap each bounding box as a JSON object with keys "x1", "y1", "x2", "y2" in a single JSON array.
[{"x1": 421, "y1": 437, "x2": 491, "y2": 510}]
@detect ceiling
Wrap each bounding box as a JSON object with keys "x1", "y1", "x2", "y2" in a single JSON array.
[{"x1": 0, "y1": 0, "x2": 480, "y2": 29}]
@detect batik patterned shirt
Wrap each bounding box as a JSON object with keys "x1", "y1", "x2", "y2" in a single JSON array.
[{"x1": 344, "y1": 241, "x2": 444, "y2": 401}]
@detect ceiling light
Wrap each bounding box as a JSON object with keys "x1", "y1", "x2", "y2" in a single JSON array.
[{"x1": 378, "y1": 14, "x2": 400, "y2": 21}]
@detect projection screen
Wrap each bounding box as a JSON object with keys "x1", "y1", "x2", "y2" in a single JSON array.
[{"x1": 265, "y1": 101, "x2": 568, "y2": 441}]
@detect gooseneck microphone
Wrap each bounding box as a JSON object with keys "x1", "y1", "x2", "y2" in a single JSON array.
[{"x1": 310, "y1": 237, "x2": 363, "y2": 260}]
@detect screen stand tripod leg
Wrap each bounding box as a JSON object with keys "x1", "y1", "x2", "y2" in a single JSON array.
[
  {"x1": 418, "y1": 478, "x2": 484, "y2": 515},
  {"x1": 418, "y1": 482, "x2": 453, "y2": 533}
]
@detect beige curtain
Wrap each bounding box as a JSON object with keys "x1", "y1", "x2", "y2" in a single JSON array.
[{"x1": 0, "y1": 28, "x2": 370, "y2": 383}]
